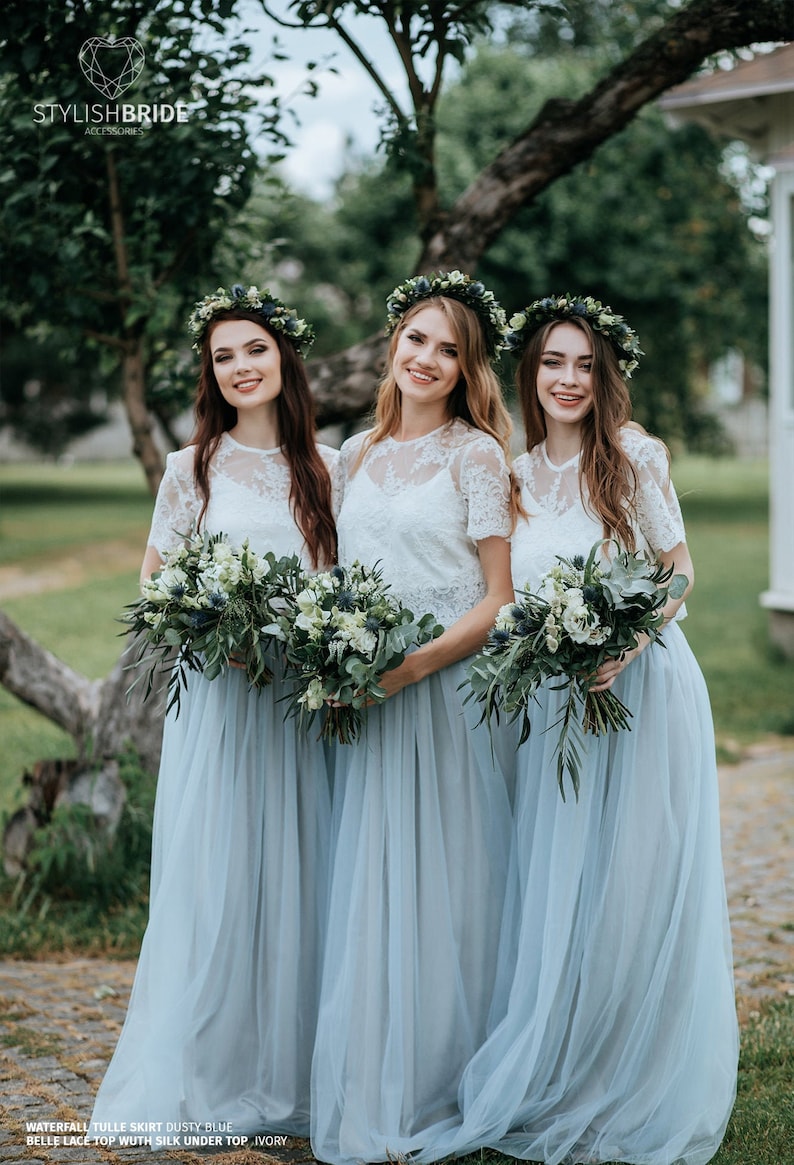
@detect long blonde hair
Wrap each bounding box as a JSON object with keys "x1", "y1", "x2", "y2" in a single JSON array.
[
  {"x1": 517, "y1": 316, "x2": 642, "y2": 550},
  {"x1": 365, "y1": 297, "x2": 512, "y2": 449},
  {"x1": 359, "y1": 297, "x2": 522, "y2": 521}
]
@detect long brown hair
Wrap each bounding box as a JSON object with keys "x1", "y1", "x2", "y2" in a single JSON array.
[
  {"x1": 191, "y1": 309, "x2": 337, "y2": 568},
  {"x1": 517, "y1": 317, "x2": 640, "y2": 550}
]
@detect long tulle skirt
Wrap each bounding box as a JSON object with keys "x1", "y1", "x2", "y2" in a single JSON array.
[
  {"x1": 310, "y1": 659, "x2": 516, "y2": 1165},
  {"x1": 438, "y1": 622, "x2": 738, "y2": 1165},
  {"x1": 89, "y1": 661, "x2": 332, "y2": 1145}
]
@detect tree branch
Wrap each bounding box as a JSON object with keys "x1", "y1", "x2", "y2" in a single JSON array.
[
  {"x1": 420, "y1": 0, "x2": 794, "y2": 270},
  {"x1": 0, "y1": 610, "x2": 100, "y2": 753}
]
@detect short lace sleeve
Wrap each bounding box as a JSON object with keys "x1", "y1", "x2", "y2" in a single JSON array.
[
  {"x1": 332, "y1": 431, "x2": 366, "y2": 517},
  {"x1": 623, "y1": 429, "x2": 687, "y2": 552},
  {"x1": 147, "y1": 447, "x2": 202, "y2": 555},
  {"x1": 456, "y1": 434, "x2": 512, "y2": 542}
]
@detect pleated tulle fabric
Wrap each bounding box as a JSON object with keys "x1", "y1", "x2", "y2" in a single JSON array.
[
  {"x1": 428, "y1": 625, "x2": 737, "y2": 1165},
  {"x1": 311, "y1": 662, "x2": 516, "y2": 1164},
  {"x1": 310, "y1": 421, "x2": 516, "y2": 1165},
  {"x1": 90, "y1": 657, "x2": 332, "y2": 1144}
]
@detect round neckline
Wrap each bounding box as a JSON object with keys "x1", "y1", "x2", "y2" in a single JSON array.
[
  {"x1": 541, "y1": 441, "x2": 580, "y2": 472},
  {"x1": 386, "y1": 418, "x2": 454, "y2": 446},
  {"x1": 223, "y1": 431, "x2": 282, "y2": 455}
]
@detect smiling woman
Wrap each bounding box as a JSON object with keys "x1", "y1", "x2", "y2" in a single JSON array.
[
  {"x1": 88, "y1": 281, "x2": 338, "y2": 1150},
  {"x1": 310, "y1": 272, "x2": 521, "y2": 1165}
]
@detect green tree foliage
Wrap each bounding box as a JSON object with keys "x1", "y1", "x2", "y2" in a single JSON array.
[
  {"x1": 255, "y1": 40, "x2": 767, "y2": 447},
  {"x1": 436, "y1": 45, "x2": 769, "y2": 447},
  {"x1": 0, "y1": 0, "x2": 276, "y2": 480}
]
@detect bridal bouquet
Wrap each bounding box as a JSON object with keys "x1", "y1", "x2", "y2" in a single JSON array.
[
  {"x1": 270, "y1": 561, "x2": 442, "y2": 744},
  {"x1": 466, "y1": 540, "x2": 688, "y2": 800},
  {"x1": 122, "y1": 531, "x2": 303, "y2": 715}
]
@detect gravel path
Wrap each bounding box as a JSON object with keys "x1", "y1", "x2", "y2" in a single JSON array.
[{"x1": 1, "y1": 742, "x2": 792, "y2": 1165}]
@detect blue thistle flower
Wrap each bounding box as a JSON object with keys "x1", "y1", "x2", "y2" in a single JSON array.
[{"x1": 335, "y1": 589, "x2": 356, "y2": 611}]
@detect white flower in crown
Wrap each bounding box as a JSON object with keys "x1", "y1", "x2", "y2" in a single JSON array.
[
  {"x1": 384, "y1": 270, "x2": 508, "y2": 360},
  {"x1": 504, "y1": 292, "x2": 643, "y2": 378},
  {"x1": 187, "y1": 283, "x2": 315, "y2": 357}
]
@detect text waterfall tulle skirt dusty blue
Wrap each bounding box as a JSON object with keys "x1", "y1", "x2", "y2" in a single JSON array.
[
  {"x1": 89, "y1": 658, "x2": 332, "y2": 1147},
  {"x1": 426, "y1": 621, "x2": 739, "y2": 1165},
  {"x1": 310, "y1": 657, "x2": 517, "y2": 1165}
]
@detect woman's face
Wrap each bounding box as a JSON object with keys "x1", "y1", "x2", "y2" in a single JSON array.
[
  {"x1": 392, "y1": 305, "x2": 462, "y2": 411},
  {"x1": 210, "y1": 319, "x2": 282, "y2": 412},
  {"x1": 535, "y1": 321, "x2": 594, "y2": 429}
]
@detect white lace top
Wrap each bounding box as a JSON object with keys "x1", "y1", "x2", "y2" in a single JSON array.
[
  {"x1": 334, "y1": 418, "x2": 512, "y2": 628},
  {"x1": 147, "y1": 431, "x2": 338, "y2": 567},
  {"x1": 511, "y1": 428, "x2": 688, "y2": 610}
]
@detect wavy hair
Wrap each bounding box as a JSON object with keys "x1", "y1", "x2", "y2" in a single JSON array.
[
  {"x1": 364, "y1": 297, "x2": 512, "y2": 450},
  {"x1": 190, "y1": 309, "x2": 337, "y2": 568},
  {"x1": 359, "y1": 297, "x2": 522, "y2": 521},
  {"x1": 516, "y1": 316, "x2": 642, "y2": 550}
]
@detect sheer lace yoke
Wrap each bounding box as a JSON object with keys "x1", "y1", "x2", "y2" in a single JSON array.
[
  {"x1": 147, "y1": 433, "x2": 337, "y2": 565},
  {"x1": 511, "y1": 428, "x2": 688, "y2": 597},
  {"x1": 335, "y1": 419, "x2": 512, "y2": 627}
]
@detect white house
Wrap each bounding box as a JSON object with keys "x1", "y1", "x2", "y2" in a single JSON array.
[{"x1": 660, "y1": 43, "x2": 794, "y2": 658}]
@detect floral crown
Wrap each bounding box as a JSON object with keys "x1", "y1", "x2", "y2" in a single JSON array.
[
  {"x1": 384, "y1": 270, "x2": 508, "y2": 360},
  {"x1": 504, "y1": 293, "x2": 643, "y2": 378},
  {"x1": 187, "y1": 284, "x2": 316, "y2": 357}
]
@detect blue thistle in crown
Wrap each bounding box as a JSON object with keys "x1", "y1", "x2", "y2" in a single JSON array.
[
  {"x1": 187, "y1": 284, "x2": 316, "y2": 357},
  {"x1": 504, "y1": 293, "x2": 643, "y2": 378},
  {"x1": 384, "y1": 270, "x2": 508, "y2": 361}
]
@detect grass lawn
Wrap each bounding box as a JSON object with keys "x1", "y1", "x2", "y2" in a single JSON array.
[
  {"x1": 0, "y1": 460, "x2": 152, "y2": 816},
  {"x1": 671, "y1": 455, "x2": 794, "y2": 749}
]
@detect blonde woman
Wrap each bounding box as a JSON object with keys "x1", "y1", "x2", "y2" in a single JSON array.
[{"x1": 311, "y1": 272, "x2": 519, "y2": 1165}]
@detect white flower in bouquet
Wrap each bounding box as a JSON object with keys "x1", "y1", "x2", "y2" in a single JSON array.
[
  {"x1": 274, "y1": 561, "x2": 443, "y2": 744},
  {"x1": 121, "y1": 531, "x2": 304, "y2": 715},
  {"x1": 466, "y1": 539, "x2": 688, "y2": 801}
]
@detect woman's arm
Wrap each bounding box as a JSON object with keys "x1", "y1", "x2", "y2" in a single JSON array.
[
  {"x1": 376, "y1": 535, "x2": 514, "y2": 698},
  {"x1": 590, "y1": 539, "x2": 694, "y2": 692},
  {"x1": 140, "y1": 545, "x2": 164, "y2": 584}
]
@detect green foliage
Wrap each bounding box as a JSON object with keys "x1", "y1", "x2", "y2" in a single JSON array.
[
  {"x1": 0, "y1": 328, "x2": 110, "y2": 456},
  {"x1": 445, "y1": 47, "x2": 769, "y2": 449},
  {"x1": 675, "y1": 456, "x2": 794, "y2": 742},
  {"x1": 9, "y1": 748, "x2": 155, "y2": 913},
  {"x1": 0, "y1": 0, "x2": 276, "y2": 438}
]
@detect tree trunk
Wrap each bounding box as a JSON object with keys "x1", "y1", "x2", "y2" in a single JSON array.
[
  {"x1": 0, "y1": 611, "x2": 165, "y2": 775},
  {"x1": 311, "y1": 331, "x2": 390, "y2": 427},
  {"x1": 122, "y1": 339, "x2": 165, "y2": 497},
  {"x1": 106, "y1": 146, "x2": 165, "y2": 496}
]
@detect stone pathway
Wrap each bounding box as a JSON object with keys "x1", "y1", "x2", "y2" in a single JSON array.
[{"x1": 0, "y1": 742, "x2": 792, "y2": 1165}]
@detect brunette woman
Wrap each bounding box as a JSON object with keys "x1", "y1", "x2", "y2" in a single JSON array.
[{"x1": 90, "y1": 284, "x2": 337, "y2": 1147}]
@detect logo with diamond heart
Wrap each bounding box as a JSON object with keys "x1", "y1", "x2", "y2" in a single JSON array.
[{"x1": 79, "y1": 37, "x2": 145, "y2": 100}]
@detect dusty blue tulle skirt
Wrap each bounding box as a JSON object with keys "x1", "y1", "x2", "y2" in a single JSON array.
[
  {"x1": 429, "y1": 622, "x2": 738, "y2": 1165},
  {"x1": 89, "y1": 659, "x2": 332, "y2": 1146},
  {"x1": 310, "y1": 658, "x2": 516, "y2": 1165}
]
